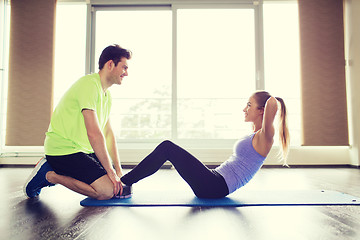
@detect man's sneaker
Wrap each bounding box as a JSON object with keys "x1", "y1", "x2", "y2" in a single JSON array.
[
  {"x1": 23, "y1": 157, "x2": 55, "y2": 198},
  {"x1": 115, "y1": 185, "x2": 132, "y2": 199}
]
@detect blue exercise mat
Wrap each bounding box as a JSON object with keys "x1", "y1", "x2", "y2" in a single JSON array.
[{"x1": 80, "y1": 190, "x2": 360, "y2": 207}]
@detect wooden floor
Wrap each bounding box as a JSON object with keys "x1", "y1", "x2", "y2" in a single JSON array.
[{"x1": 1, "y1": 166, "x2": 360, "y2": 240}]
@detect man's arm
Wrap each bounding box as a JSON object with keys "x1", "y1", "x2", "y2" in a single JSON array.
[
  {"x1": 82, "y1": 109, "x2": 121, "y2": 195},
  {"x1": 104, "y1": 120, "x2": 123, "y2": 177}
]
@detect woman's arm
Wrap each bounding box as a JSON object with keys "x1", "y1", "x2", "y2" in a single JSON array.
[{"x1": 261, "y1": 96, "x2": 278, "y2": 141}]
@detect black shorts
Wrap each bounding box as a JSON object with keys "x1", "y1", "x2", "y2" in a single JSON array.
[{"x1": 46, "y1": 152, "x2": 107, "y2": 185}]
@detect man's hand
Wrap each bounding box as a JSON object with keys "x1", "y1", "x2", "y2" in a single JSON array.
[{"x1": 108, "y1": 169, "x2": 123, "y2": 196}]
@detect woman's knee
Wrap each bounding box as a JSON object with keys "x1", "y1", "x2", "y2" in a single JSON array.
[
  {"x1": 157, "y1": 140, "x2": 175, "y2": 151},
  {"x1": 160, "y1": 140, "x2": 174, "y2": 147}
]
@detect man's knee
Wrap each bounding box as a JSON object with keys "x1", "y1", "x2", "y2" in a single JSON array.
[
  {"x1": 95, "y1": 189, "x2": 114, "y2": 200},
  {"x1": 91, "y1": 176, "x2": 114, "y2": 200}
]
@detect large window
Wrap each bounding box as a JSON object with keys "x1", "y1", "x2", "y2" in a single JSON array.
[
  {"x1": 52, "y1": 2, "x2": 301, "y2": 147},
  {"x1": 92, "y1": 5, "x2": 258, "y2": 144}
]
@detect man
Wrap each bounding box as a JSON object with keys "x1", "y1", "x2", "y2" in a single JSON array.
[{"x1": 24, "y1": 44, "x2": 132, "y2": 200}]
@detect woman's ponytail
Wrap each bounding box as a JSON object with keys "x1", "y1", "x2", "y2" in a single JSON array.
[{"x1": 275, "y1": 97, "x2": 290, "y2": 165}]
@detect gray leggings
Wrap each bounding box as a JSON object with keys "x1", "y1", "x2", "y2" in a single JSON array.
[{"x1": 121, "y1": 140, "x2": 229, "y2": 199}]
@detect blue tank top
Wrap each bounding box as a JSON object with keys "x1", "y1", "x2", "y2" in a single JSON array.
[{"x1": 215, "y1": 133, "x2": 266, "y2": 194}]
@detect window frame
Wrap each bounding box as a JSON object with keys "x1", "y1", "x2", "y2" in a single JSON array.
[
  {"x1": 88, "y1": 3, "x2": 263, "y2": 149},
  {"x1": 0, "y1": 0, "x2": 10, "y2": 153}
]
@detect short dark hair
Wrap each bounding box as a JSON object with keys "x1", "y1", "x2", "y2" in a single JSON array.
[{"x1": 98, "y1": 44, "x2": 132, "y2": 70}]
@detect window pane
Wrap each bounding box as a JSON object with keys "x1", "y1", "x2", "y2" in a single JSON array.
[
  {"x1": 177, "y1": 9, "x2": 255, "y2": 139},
  {"x1": 95, "y1": 10, "x2": 172, "y2": 140},
  {"x1": 0, "y1": 0, "x2": 6, "y2": 68},
  {"x1": 54, "y1": 4, "x2": 87, "y2": 107},
  {"x1": 0, "y1": 0, "x2": 10, "y2": 148},
  {"x1": 264, "y1": 2, "x2": 301, "y2": 146}
]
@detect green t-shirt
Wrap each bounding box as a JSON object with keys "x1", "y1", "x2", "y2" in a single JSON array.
[{"x1": 44, "y1": 73, "x2": 112, "y2": 155}]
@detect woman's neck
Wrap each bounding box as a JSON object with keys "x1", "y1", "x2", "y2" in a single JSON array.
[{"x1": 252, "y1": 121, "x2": 262, "y2": 132}]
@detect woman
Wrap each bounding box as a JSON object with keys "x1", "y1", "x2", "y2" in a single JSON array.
[{"x1": 119, "y1": 91, "x2": 289, "y2": 199}]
